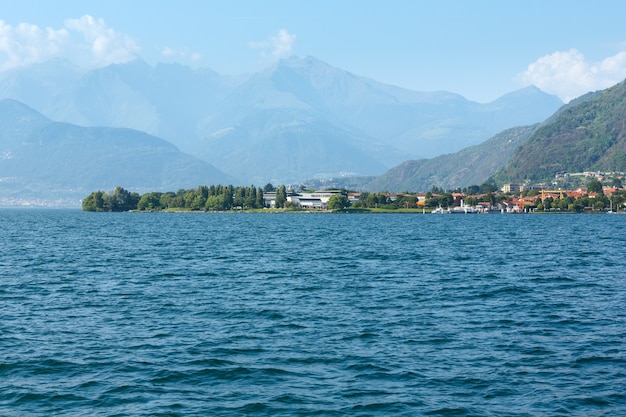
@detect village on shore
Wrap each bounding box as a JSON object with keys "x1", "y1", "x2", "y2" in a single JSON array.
[{"x1": 82, "y1": 171, "x2": 626, "y2": 213}]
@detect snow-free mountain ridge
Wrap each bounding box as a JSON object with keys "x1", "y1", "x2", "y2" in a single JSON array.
[
  {"x1": 0, "y1": 55, "x2": 563, "y2": 186},
  {"x1": 0, "y1": 99, "x2": 232, "y2": 206}
]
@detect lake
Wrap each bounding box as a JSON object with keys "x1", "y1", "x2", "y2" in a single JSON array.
[{"x1": 1, "y1": 210, "x2": 625, "y2": 416}]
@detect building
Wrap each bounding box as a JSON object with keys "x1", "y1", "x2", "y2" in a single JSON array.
[
  {"x1": 501, "y1": 183, "x2": 520, "y2": 193},
  {"x1": 289, "y1": 190, "x2": 343, "y2": 209},
  {"x1": 263, "y1": 190, "x2": 344, "y2": 209}
]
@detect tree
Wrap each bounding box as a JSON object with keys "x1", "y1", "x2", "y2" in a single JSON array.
[
  {"x1": 571, "y1": 200, "x2": 585, "y2": 213},
  {"x1": 543, "y1": 196, "x2": 553, "y2": 210},
  {"x1": 137, "y1": 192, "x2": 162, "y2": 211},
  {"x1": 108, "y1": 186, "x2": 139, "y2": 211},
  {"x1": 594, "y1": 200, "x2": 605, "y2": 211},
  {"x1": 275, "y1": 185, "x2": 287, "y2": 208},
  {"x1": 437, "y1": 193, "x2": 454, "y2": 208},
  {"x1": 588, "y1": 179, "x2": 603, "y2": 194},
  {"x1": 256, "y1": 187, "x2": 264, "y2": 208},
  {"x1": 83, "y1": 187, "x2": 138, "y2": 211},
  {"x1": 611, "y1": 177, "x2": 623, "y2": 188},
  {"x1": 222, "y1": 185, "x2": 233, "y2": 210},
  {"x1": 365, "y1": 193, "x2": 378, "y2": 208},
  {"x1": 327, "y1": 194, "x2": 350, "y2": 210},
  {"x1": 233, "y1": 186, "x2": 245, "y2": 209},
  {"x1": 160, "y1": 192, "x2": 176, "y2": 209},
  {"x1": 466, "y1": 185, "x2": 480, "y2": 195},
  {"x1": 245, "y1": 186, "x2": 257, "y2": 208},
  {"x1": 82, "y1": 190, "x2": 106, "y2": 211},
  {"x1": 479, "y1": 182, "x2": 497, "y2": 194},
  {"x1": 206, "y1": 194, "x2": 225, "y2": 211}
]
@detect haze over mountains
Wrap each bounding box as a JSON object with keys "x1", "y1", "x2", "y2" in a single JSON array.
[
  {"x1": 0, "y1": 99, "x2": 232, "y2": 206},
  {"x1": 0, "y1": 55, "x2": 563, "y2": 201}
]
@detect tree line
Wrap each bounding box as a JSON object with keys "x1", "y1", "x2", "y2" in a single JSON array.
[
  {"x1": 83, "y1": 179, "x2": 625, "y2": 213},
  {"x1": 82, "y1": 184, "x2": 272, "y2": 212}
]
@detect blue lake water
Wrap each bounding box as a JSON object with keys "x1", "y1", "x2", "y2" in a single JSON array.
[{"x1": 1, "y1": 210, "x2": 625, "y2": 416}]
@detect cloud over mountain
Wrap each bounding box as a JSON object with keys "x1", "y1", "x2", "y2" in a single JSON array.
[
  {"x1": 520, "y1": 48, "x2": 626, "y2": 102},
  {"x1": 0, "y1": 15, "x2": 138, "y2": 70},
  {"x1": 249, "y1": 29, "x2": 296, "y2": 60}
]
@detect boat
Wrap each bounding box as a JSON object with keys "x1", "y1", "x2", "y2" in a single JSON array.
[
  {"x1": 431, "y1": 206, "x2": 450, "y2": 214},
  {"x1": 450, "y1": 199, "x2": 479, "y2": 214},
  {"x1": 450, "y1": 205, "x2": 479, "y2": 214}
]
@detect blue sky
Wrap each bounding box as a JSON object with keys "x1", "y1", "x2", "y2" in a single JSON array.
[{"x1": 1, "y1": 0, "x2": 626, "y2": 102}]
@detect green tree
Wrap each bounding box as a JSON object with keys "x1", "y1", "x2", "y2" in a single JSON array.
[
  {"x1": 571, "y1": 199, "x2": 585, "y2": 213},
  {"x1": 479, "y1": 182, "x2": 497, "y2": 194},
  {"x1": 275, "y1": 185, "x2": 287, "y2": 208},
  {"x1": 594, "y1": 200, "x2": 605, "y2": 211},
  {"x1": 245, "y1": 186, "x2": 257, "y2": 208},
  {"x1": 206, "y1": 194, "x2": 225, "y2": 211},
  {"x1": 466, "y1": 185, "x2": 480, "y2": 195},
  {"x1": 82, "y1": 190, "x2": 106, "y2": 211},
  {"x1": 160, "y1": 192, "x2": 176, "y2": 209},
  {"x1": 137, "y1": 192, "x2": 162, "y2": 211},
  {"x1": 543, "y1": 196, "x2": 553, "y2": 210},
  {"x1": 256, "y1": 187, "x2": 264, "y2": 208},
  {"x1": 588, "y1": 179, "x2": 603, "y2": 194},
  {"x1": 222, "y1": 185, "x2": 233, "y2": 210},
  {"x1": 109, "y1": 186, "x2": 139, "y2": 211},
  {"x1": 437, "y1": 193, "x2": 454, "y2": 208},
  {"x1": 233, "y1": 186, "x2": 245, "y2": 209},
  {"x1": 365, "y1": 193, "x2": 378, "y2": 208},
  {"x1": 327, "y1": 194, "x2": 350, "y2": 210}
]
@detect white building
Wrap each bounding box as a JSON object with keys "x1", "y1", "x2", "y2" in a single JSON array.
[{"x1": 289, "y1": 190, "x2": 343, "y2": 209}]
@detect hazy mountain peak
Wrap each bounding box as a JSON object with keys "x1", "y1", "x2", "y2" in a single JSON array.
[
  {"x1": 278, "y1": 55, "x2": 331, "y2": 69},
  {"x1": 492, "y1": 85, "x2": 562, "y2": 104},
  {"x1": 0, "y1": 98, "x2": 49, "y2": 124}
]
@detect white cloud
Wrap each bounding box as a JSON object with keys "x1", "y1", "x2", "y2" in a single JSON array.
[
  {"x1": 519, "y1": 48, "x2": 626, "y2": 102},
  {"x1": 0, "y1": 20, "x2": 70, "y2": 69},
  {"x1": 161, "y1": 46, "x2": 202, "y2": 63},
  {"x1": 270, "y1": 29, "x2": 296, "y2": 58},
  {"x1": 250, "y1": 29, "x2": 296, "y2": 60},
  {"x1": 64, "y1": 15, "x2": 139, "y2": 67},
  {"x1": 161, "y1": 46, "x2": 181, "y2": 57},
  {"x1": 0, "y1": 15, "x2": 139, "y2": 71}
]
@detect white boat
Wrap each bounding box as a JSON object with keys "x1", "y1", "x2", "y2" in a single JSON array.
[
  {"x1": 450, "y1": 199, "x2": 479, "y2": 214},
  {"x1": 450, "y1": 205, "x2": 479, "y2": 214},
  {"x1": 431, "y1": 206, "x2": 450, "y2": 214}
]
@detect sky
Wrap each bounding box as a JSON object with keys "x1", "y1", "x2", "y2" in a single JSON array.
[{"x1": 1, "y1": 0, "x2": 626, "y2": 103}]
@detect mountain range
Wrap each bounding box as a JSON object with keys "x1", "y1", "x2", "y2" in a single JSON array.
[
  {"x1": 0, "y1": 56, "x2": 563, "y2": 188},
  {"x1": 0, "y1": 99, "x2": 232, "y2": 206},
  {"x1": 7, "y1": 55, "x2": 622, "y2": 205},
  {"x1": 356, "y1": 78, "x2": 626, "y2": 192}
]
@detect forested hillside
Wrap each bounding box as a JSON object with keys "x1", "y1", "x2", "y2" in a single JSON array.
[{"x1": 496, "y1": 80, "x2": 626, "y2": 182}]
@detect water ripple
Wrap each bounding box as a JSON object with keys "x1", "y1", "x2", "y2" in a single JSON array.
[{"x1": 1, "y1": 210, "x2": 625, "y2": 416}]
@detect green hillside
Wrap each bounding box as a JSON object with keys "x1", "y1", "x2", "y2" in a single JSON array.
[
  {"x1": 496, "y1": 80, "x2": 626, "y2": 182},
  {"x1": 362, "y1": 125, "x2": 537, "y2": 192}
]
